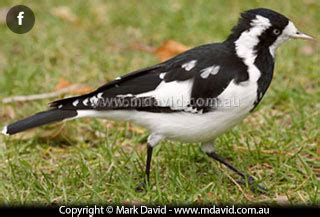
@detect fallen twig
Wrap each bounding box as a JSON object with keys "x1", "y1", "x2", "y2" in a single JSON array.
[{"x1": 1, "y1": 84, "x2": 85, "y2": 104}]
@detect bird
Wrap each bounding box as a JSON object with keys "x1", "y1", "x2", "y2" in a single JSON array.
[{"x1": 2, "y1": 8, "x2": 313, "y2": 192}]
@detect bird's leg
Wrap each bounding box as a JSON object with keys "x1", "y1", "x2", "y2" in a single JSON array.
[
  {"x1": 201, "y1": 143, "x2": 267, "y2": 193},
  {"x1": 135, "y1": 133, "x2": 163, "y2": 192},
  {"x1": 135, "y1": 144, "x2": 153, "y2": 192},
  {"x1": 145, "y1": 144, "x2": 153, "y2": 183}
]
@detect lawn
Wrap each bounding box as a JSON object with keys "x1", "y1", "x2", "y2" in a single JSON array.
[{"x1": 0, "y1": 0, "x2": 319, "y2": 205}]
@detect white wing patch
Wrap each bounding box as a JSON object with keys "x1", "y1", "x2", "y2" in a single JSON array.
[
  {"x1": 72, "y1": 99, "x2": 79, "y2": 107},
  {"x1": 87, "y1": 93, "x2": 104, "y2": 107},
  {"x1": 184, "y1": 106, "x2": 203, "y2": 114},
  {"x1": 181, "y1": 60, "x2": 197, "y2": 71},
  {"x1": 159, "y1": 72, "x2": 166, "y2": 79},
  {"x1": 136, "y1": 79, "x2": 193, "y2": 110},
  {"x1": 90, "y1": 96, "x2": 99, "y2": 106},
  {"x1": 83, "y1": 98, "x2": 89, "y2": 106},
  {"x1": 116, "y1": 93, "x2": 134, "y2": 98},
  {"x1": 200, "y1": 65, "x2": 220, "y2": 79}
]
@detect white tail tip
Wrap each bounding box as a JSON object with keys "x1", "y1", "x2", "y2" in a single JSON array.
[{"x1": 2, "y1": 126, "x2": 9, "y2": 136}]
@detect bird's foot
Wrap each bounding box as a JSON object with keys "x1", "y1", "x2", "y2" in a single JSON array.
[
  {"x1": 135, "y1": 181, "x2": 147, "y2": 193},
  {"x1": 236, "y1": 176, "x2": 267, "y2": 194}
]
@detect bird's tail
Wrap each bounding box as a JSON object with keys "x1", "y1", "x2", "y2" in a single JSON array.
[{"x1": 2, "y1": 109, "x2": 78, "y2": 136}]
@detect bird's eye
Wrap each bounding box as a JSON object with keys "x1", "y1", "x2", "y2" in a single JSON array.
[{"x1": 273, "y1": 29, "x2": 281, "y2": 35}]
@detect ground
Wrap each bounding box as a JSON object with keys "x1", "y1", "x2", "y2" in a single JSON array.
[{"x1": 0, "y1": 0, "x2": 319, "y2": 205}]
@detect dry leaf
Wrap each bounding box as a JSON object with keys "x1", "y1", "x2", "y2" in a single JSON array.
[
  {"x1": 275, "y1": 195, "x2": 289, "y2": 206},
  {"x1": 299, "y1": 45, "x2": 315, "y2": 56},
  {"x1": 55, "y1": 78, "x2": 93, "y2": 94},
  {"x1": 51, "y1": 6, "x2": 78, "y2": 24},
  {"x1": 3, "y1": 106, "x2": 16, "y2": 119},
  {"x1": 303, "y1": 0, "x2": 316, "y2": 5},
  {"x1": 154, "y1": 40, "x2": 189, "y2": 61},
  {"x1": 196, "y1": 195, "x2": 203, "y2": 204},
  {"x1": 70, "y1": 86, "x2": 93, "y2": 94},
  {"x1": 127, "y1": 123, "x2": 145, "y2": 134},
  {"x1": 0, "y1": 7, "x2": 9, "y2": 24},
  {"x1": 55, "y1": 78, "x2": 72, "y2": 90}
]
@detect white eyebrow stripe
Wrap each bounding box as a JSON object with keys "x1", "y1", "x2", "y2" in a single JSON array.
[
  {"x1": 182, "y1": 60, "x2": 197, "y2": 71},
  {"x1": 200, "y1": 65, "x2": 220, "y2": 79}
]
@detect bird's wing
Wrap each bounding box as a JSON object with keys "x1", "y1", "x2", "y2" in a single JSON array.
[{"x1": 50, "y1": 43, "x2": 248, "y2": 113}]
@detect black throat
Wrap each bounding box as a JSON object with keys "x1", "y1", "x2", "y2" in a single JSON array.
[{"x1": 252, "y1": 43, "x2": 275, "y2": 109}]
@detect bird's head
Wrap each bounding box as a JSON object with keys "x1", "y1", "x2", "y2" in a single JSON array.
[{"x1": 227, "y1": 8, "x2": 314, "y2": 57}]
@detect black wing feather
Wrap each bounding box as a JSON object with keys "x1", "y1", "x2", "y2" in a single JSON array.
[
  {"x1": 49, "y1": 64, "x2": 164, "y2": 109},
  {"x1": 50, "y1": 42, "x2": 249, "y2": 113}
]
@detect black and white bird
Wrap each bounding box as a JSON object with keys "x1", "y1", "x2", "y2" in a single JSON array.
[{"x1": 2, "y1": 8, "x2": 313, "y2": 191}]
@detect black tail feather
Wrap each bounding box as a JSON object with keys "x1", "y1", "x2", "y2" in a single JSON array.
[{"x1": 3, "y1": 109, "x2": 78, "y2": 135}]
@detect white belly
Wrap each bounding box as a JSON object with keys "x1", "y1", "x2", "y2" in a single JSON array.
[{"x1": 133, "y1": 80, "x2": 257, "y2": 142}]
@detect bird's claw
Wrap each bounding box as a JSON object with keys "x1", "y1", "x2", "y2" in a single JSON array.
[
  {"x1": 236, "y1": 177, "x2": 268, "y2": 194},
  {"x1": 135, "y1": 181, "x2": 147, "y2": 193}
]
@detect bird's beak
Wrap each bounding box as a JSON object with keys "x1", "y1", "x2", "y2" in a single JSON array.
[{"x1": 290, "y1": 31, "x2": 314, "y2": 41}]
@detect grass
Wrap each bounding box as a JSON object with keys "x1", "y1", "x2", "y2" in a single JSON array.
[{"x1": 0, "y1": 0, "x2": 319, "y2": 205}]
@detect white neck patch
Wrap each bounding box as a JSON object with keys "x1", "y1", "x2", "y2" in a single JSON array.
[{"x1": 234, "y1": 15, "x2": 272, "y2": 81}]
